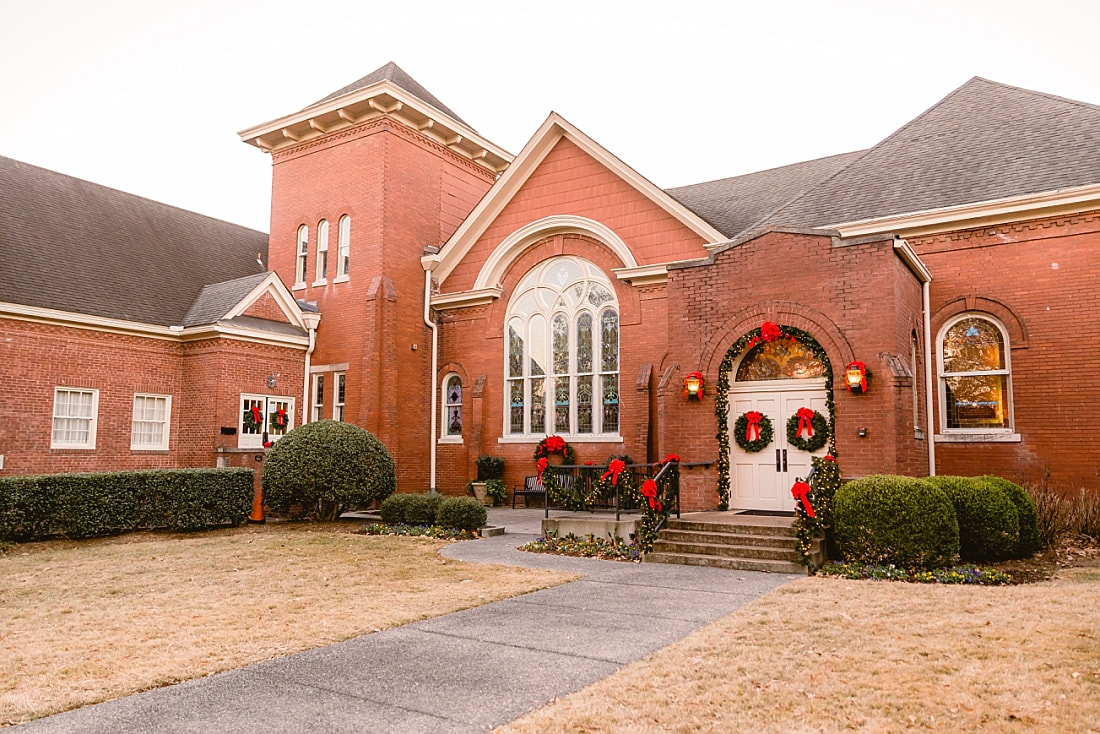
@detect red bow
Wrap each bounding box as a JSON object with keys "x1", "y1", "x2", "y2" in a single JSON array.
[
  {"x1": 791, "y1": 481, "x2": 815, "y2": 518},
  {"x1": 796, "y1": 407, "x2": 815, "y2": 438},
  {"x1": 640, "y1": 478, "x2": 662, "y2": 511},
  {"x1": 823, "y1": 454, "x2": 836, "y2": 462},
  {"x1": 275, "y1": 408, "x2": 287, "y2": 427},
  {"x1": 536, "y1": 457, "x2": 548, "y2": 482},
  {"x1": 263, "y1": 440, "x2": 274, "y2": 449},
  {"x1": 745, "y1": 411, "x2": 763, "y2": 441},
  {"x1": 545, "y1": 435, "x2": 566, "y2": 454},
  {"x1": 761, "y1": 321, "x2": 782, "y2": 342},
  {"x1": 250, "y1": 406, "x2": 262, "y2": 424},
  {"x1": 662, "y1": 453, "x2": 680, "y2": 466},
  {"x1": 601, "y1": 459, "x2": 626, "y2": 486}
]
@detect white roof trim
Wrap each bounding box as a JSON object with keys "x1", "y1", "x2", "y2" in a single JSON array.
[
  {"x1": 224, "y1": 272, "x2": 309, "y2": 330},
  {"x1": 893, "y1": 238, "x2": 932, "y2": 283},
  {"x1": 470, "y1": 215, "x2": 637, "y2": 292},
  {"x1": 825, "y1": 182, "x2": 1100, "y2": 237},
  {"x1": 612, "y1": 263, "x2": 668, "y2": 285},
  {"x1": 430, "y1": 287, "x2": 503, "y2": 311},
  {"x1": 426, "y1": 112, "x2": 726, "y2": 285}
]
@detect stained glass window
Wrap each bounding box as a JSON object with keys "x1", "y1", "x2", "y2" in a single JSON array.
[
  {"x1": 444, "y1": 374, "x2": 462, "y2": 436},
  {"x1": 503, "y1": 256, "x2": 620, "y2": 437},
  {"x1": 940, "y1": 316, "x2": 1011, "y2": 430},
  {"x1": 735, "y1": 339, "x2": 825, "y2": 382}
]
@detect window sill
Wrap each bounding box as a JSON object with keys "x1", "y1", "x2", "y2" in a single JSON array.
[
  {"x1": 130, "y1": 448, "x2": 170, "y2": 453},
  {"x1": 312, "y1": 279, "x2": 327, "y2": 287},
  {"x1": 497, "y1": 435, "x2": 624, "y2": 444},
  {"x1": 934, "y1": 432, "x2": 1021, "y2": 443},
  {"x1": 50, "y1": 445, "x2": 96, "y2": 451},
  {"x1": 437, "y1": 436, "x2": 463, "y2": 445},
  {"x1": 333, "y1": 275, "x2": 350, "y2": 284},
  {"x1": 292, "y1": 283, "x2": 306, "y2": 291}
]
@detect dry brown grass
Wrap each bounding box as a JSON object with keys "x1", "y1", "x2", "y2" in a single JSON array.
[
  {"x1": 0, "y1": 523, "x2": 574, "y2": 726},
  {"x1": 503, "y1": 569, "x2": 1100, "y2": 733}
]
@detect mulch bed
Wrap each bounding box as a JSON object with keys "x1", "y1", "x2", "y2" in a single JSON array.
[{"x1": 992, "y1": 534, "x2": 1100, "y2": 583}]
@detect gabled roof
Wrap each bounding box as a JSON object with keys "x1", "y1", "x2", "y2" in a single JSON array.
[
  {"x1": 666, "y1": 151, "x2": 866, "y2": 238},
  {"x1": 182, "y1": 272, "x2": 271, "y2": 326},
  {"x1": 761, "y1": 77, "x2": 1100, "y2": 230},
  {"x1": 313, "y1": 61, "x2": 468, "y2": 126},
  {"x1": 0, "y1": 155, "x2": 269, "y2": 327}
]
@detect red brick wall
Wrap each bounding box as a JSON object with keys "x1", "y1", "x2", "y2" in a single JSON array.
[
  {"x1": 267, "y1": 116, "x2": 495, "y2": 492},
  {"x1": 912, "y1": 209, "x2": 1100, "y2": 489},
  {"x1": 242, "y1": 292, "x2": 290, "y2": 322}
]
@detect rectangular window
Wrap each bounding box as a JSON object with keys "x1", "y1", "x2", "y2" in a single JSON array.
[
  {"x1": 334, "y1": 372, "x2": 345, "y2": 421},
  {"x1": 314, "y1": 220, "x2": 329, "y2": 284},
  {"x1": 52, "y1": 387, "x2": 99, "y2": 449},
  {"x1": 131, "y1": 394, "x2": 171, "y2": 450},
  {"x1": 313, "y1": 374, "x2": 325, "y2": 422},
  {"x1": 295, "y1": 226, "x2": 308, "y2": 286},
  {"x1": 336, "y1": 216, "x2": 350, "y2": 279},
  {"x1": 239, "y1": 394, "x2": 295, "y2": 449}
]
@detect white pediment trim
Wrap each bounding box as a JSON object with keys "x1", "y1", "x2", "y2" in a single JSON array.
[{"x1": 224, "y1": 272, "x2": 309, "y2": 330}]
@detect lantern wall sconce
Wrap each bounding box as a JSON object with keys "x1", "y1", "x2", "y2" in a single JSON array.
[
  {"x1": 266, "y1": 375, "x2": 277, "y2": 389},
  {"x1": 683, "y1": 371, "x2": 705, "y2": 400},
  {"x1": 845, "y1": 361, "x2": 869, "y2": 394}
]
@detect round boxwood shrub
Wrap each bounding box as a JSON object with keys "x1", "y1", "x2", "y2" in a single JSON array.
[
  {"x1": 435, "y1": 497, "x2": 487, "y2": 531},
  {"x1": 926, "y1": 476, "x2": 1019, "y2": 562},
  {"x1": 980, "y1": 475, "x2": 1040, "y2": 558},
  {"x1": 262, "y1": 420, "x2": 396, "y2": 521},
  {"x1": 833, "y1": 475, "x2": 959, "y2": 569},
  {"x1": 380, "y1": 493, "x2": 414, "y2": 525},
  {"x1": 404, "y1": 493, "x2": 444, "y2": 525}
]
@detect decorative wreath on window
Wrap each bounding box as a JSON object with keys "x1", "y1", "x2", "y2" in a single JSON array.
[
  {"x1": 733, "y1": 411, "x2": 774, "y2": 453},
  {"x1": 268, "y1": 407, "x2": 289, "y2": 433},
  {"x1": 786, "y1": 407, "x2": 828, "y2": 452},
  {"x1": 533, "y1": 435, "x2": 576, "y2": 465},
  {"x1": 243, "y1": 405, "x2": 264, "y2": 431}
]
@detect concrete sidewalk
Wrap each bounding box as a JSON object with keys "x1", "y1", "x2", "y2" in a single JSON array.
[{"x1": 15, "y1": 525, "x2": 795, "y2": 733}]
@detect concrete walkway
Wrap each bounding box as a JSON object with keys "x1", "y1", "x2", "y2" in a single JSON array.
[{"x1": 15, "y1": 510, "x2": 796, "y2": 733}]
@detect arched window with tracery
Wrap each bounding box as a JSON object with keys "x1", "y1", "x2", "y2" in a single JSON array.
[
  {"x1": 505, "y1": 256, "x2": 619, "y2": 438},
  {"x1": 938, "y1": 314, "x2": 1012, "y2": 431}
]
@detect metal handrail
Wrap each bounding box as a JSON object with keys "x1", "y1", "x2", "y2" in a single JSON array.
[{"x1": 539, "y1": 459, "x2": 699, "y2": 520}]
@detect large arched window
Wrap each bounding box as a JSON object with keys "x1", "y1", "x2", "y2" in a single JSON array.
[
  {"x1": 938, "y1": 314, "x2": 1012, "y2": 431},
  {"x1": 505, "y1": 256, "x2": 619, "y2": 438}
]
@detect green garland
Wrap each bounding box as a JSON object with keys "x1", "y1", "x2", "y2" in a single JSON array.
[
  {"x1": 715, "y1": 323, "x2": 836, "y2": 510},
  {"x1": 794, "y1": 455, "x2": 841, "y2": 569},
  {"x1": 732, "y1": 412, "x2": 774, "y2": 452},
  {"x1": 786, "y1": 409, "x2": 828, "y2": 452}
]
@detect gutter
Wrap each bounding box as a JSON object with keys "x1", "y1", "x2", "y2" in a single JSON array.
[
  {"x1": 423, "y1": 246, "x2": 440, "y2": 493},
  {"x1": 300, "y1": 311, "x2": 321, "y2": 425},
  {"x1": 893, "y1": 238, "x2": 936, "y2": 477}
]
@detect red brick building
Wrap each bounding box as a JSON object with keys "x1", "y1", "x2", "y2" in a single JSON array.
[{"x1": 4, "y1": 64, "x2": 1099, "y2": 510}]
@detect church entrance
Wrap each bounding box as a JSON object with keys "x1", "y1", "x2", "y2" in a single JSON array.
[{"x1": 727, "y1": 338, "x2": 829, "y2": 512}]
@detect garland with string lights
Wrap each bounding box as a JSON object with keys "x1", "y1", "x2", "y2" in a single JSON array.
[{"x1": 793, "y1": 454, "x2": 841, "y2": 569}]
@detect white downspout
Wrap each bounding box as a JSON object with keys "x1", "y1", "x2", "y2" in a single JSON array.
[
  {"x1": 922, "y1": 279, "x2": 936, "y2": 477},
  {"x1": 301, "y1": 312, "x2": 321, "y2": 425},
  {"x1": 422, "y1": 249, "x2": 440, "y2": 493}
]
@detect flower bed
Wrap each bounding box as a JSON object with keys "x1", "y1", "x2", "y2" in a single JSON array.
[
  {"x1": 520, "y1": 533, "x2": 641, "y2": 562},
  {"x1": 359, "y1": 522, "x2": 478, "y2": 541},
  {"x1": 819, "y1": 561, "x2": 1012, "y2": 585}
]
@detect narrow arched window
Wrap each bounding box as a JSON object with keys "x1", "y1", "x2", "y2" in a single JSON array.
[
  {"x1": 938, "y1": 315, "x2": 1012, "y2": 431},
  {"x1": 337, "y1": 215, "x2": 350, "y2": 279},
  {"x1": 295, "y1": 225, "x2": 308, "y2": 286},
  {"x1": 315, "y1": 219, "x2": 329, "y2": 283},
  {"x1": 505, "y1": 256, "x2": 620, "y2": 437},
  {"x1": 443, "y1": 374, "x2": 462, "y2": 437}
]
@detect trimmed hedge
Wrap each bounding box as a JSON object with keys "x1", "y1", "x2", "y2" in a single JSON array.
[
  {"x1": 0, "y1": 469, "x2": 254, "y2": 542},
  {"x1": 926, "y1": 476, "x2": 1020, "y2": 561},
  {"x1": 262, "y1": 420, "x2": 396, "y2": 521},
  {"x1": 833, "y1": 475, "x2": 960, "y2": 569},
  {"x1": 380, "y1": 493, "x2": 415, "y2": 525},
  {"x1": 981, "y1": 475, "x2": 1040, "y2": 558},
  {"x1": 404, "y1": 493, "x2": 444, "y2": 525},
  {"x1": 436, "y1": 497, "x2": 487, "y2": 531}
]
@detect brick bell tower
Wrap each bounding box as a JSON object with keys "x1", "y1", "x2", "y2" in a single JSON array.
[{"x1": 239, "y1": 62, "x2": 511, "y2": 491}]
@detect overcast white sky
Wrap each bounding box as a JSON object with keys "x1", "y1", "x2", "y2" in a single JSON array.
[{"x1": 4, "y1": 0, "x2": 1099, "y2": 233}]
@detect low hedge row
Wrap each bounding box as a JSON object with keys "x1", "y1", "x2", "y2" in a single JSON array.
[
  {"x1": 379, "y1": 493, "x2": 487, "y2": 531},
  {"x1": 833, "y1": 474, "x2": 1039, "y2": 568},
  {"x1": 0, "y1": 469, "x2": 254, "y2": 541}
]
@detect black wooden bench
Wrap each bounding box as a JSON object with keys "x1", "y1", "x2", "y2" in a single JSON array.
[{"x1": 512, "y1": 473, "x2": 577, "y2": 508}]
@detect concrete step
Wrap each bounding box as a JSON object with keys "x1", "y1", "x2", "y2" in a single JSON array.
[
  {"x1": 651, "y1": 539, "x2": 802, "y2": 562},
  {"x1": 644, "y1": 551, "x2": 808, "y2": 575},
  {"x1": 666, "y1": 518, "x2": 798, "y2": 537},
  {"x1": 658, "y1": 528, "x2": 805, "y2": 548}
]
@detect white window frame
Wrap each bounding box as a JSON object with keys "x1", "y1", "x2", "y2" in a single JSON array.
[
  {"x1": 502, "y1": 256, "x2": 621, "y2": 441},
  {"x1": 935, "y1": 313, "x2": 1019, "y2": 442},
  {"x1": 51, "y1": 387, "x2": 99, "y2": 449},
  {"x1": 239, "y1": 394, "x2": 296, "y2": 449},
  {"x1": 131, "y1": 393, "x2": 172, "y2": 451},
  {"x1": 294, "y1": 225, "x2": 308, "y2": 288},
  {"x1": 440, "y1": 373, "x2": 462, "y2": 443},
  {"x1": 333, "y1": 372, "x2": 346, "y2": 421},
  {"x1": 312, "y1": 374, "x2": 325, "y2": 422},
  {"x1": 313, "y1": 219, "x2": 329, "y2": 285},
  {"x1": 334, "y1": 215, "x2": 350, "y2": 282}
]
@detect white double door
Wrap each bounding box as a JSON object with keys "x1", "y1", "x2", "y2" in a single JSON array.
[{"x1": 728, "y1": 380, "x2": 828, "y2": 512}]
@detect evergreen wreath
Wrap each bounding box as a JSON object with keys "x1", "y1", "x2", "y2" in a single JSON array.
[
  {"x1": 269, "y1": 407, "x2": 290, "y2": 433},
  {"x1": 733, "y1": 412, "x2": 774, "y2": 453},
  {"x1": 786, "y1": 408, "x2": 828, "y2": 452},
  {"x1": 243, "y1": 405, "x2": 264, "y2": 431}
]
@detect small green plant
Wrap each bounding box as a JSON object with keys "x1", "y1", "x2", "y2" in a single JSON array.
[
  {"x1": 484, "y1": 479, "x2": 508, "y2": 506},
  {"x1": 475, "y1": 455, "x2": 505, "y2": 481},
  {"x1": 833, "y1": 475, "x2": 959, "y2": 569},
  {"x1": 927, "y1": 476, "x2": 1019, "y2": 561},
  {"x1": 435, "y1": 497, "x2": 487, "y2": 531}
]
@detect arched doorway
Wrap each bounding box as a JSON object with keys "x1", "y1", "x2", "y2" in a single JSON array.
[{"x1": 727, "y1": 338, "x2": 829, "y2": 512}]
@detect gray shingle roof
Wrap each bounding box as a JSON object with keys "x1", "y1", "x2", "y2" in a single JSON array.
[
  {"x1": 666, "y1": 151, "x2": 866, "y2": 238},
  {"x1": 182, "y1": 272, "x2": 272, "y2": 327},
  {"x1": 0, "y1": 155, "x2": 269, "y2": 326},
  {"x1": 313, "y1": 61, "x2": 468, "y2": 126},
  {"x1": 760, "y1": 77, "x2": 1100, "y2": 229}
]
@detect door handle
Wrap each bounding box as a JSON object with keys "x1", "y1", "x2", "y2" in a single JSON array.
[
  {"x1": 782, "y1": 449, "x2": 788, "y2": 472},
  {"x1": 775, "y1": 448, "x2": 781, "y2": 472}
]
